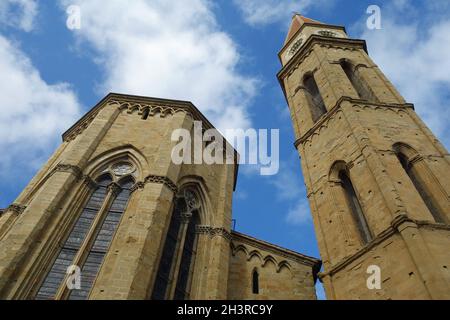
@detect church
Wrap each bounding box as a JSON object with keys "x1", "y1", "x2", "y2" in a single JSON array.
[{"x1": 0, "y1": 15, "x2": 448, "y2": 300}]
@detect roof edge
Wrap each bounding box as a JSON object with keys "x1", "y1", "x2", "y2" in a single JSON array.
[
  {"x1": 61, "y1": 92, "x2": 240, "y2": 190},
  {"x1": 231, "y1": 230, "x2": 321, "y2": 267}
]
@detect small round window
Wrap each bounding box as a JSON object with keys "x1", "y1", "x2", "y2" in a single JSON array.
[
  {"x1": 289, "y1": 38, "x2": 304, "y2": 56},
  {"x1": 111, "y1": 162, "x2": 135, "y2": 177},
  {"x1": 318, "y1": 30, "x2": 337, "y2": 37}
]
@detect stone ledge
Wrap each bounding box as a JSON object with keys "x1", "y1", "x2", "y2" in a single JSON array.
[
  {"x1": 231, "y1": 230, "x2": 322, "y2": 273},
  {"x1": 293, "y1": 96, "x2": 415, "y2": 148},
  {"x1": 319, "y1": 216, "x2": 450, "y2": 280}
]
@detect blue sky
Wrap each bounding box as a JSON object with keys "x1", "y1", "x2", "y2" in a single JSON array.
[{"x1": 0, "y1": 0, "x2": 449, "y2": 300}]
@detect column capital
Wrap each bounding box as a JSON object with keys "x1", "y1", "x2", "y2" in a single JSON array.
[
  {"x1": 54, "y1": 163, "x2": 83, "y2": 180},
  {"x1": 130, "y1": 181, "x2": 145, "y2": 193},
  {"x1": 107, "y1": 182, "x2": 122, "y2": 196},
  {"x1": 6, "y1": 204, "x2": 27, "y2": 216},
  {"x1": 81, "y1": 175, "x2": 97, "y2": 190}
]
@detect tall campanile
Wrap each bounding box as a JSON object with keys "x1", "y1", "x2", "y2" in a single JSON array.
[{"x1": 278, "y1": 14, "x2": 450, "y2": 299}]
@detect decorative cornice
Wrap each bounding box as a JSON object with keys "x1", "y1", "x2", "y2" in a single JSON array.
[
  {"x1": 280, "y1": 23, "x2": 347, "y2": 58},
  {"x1": 293, "y1": 97, "x2": 415, "y2": 148},
  {"x1": 6, "y1": 204, "x2": 27, "y2": 215},
  {"x1": 144, "y1": 175, "x2": 178, "y2": 194},
  {"x1": 319, "y1": 217, "x2": 450, "y2": 279},
  {"x1": 62, "y1": 93, "x2": 219, "y2": 143},
  {"x1": 63, "y1": 112, "x2": 99, "y2": 142},
  {"x1": 130, "y1": 181, "x2": 145, "y2": 193},
  {"x1": 53, "y1": 164, "x2": 83, "y2": 180},
  {"x1": 107, "y1": 182, "x2": 122, "y2": 196},
  {"x1": 196, "y1": 225, "x2": 233, "y2": 241},
  {"x1": 278, "y1": 35, "x2": 368, "y2": 83},
  {"x1": 231, "y1": 230, "x2": 321, "y2": 269},
  {"x1": 60, "y1": 93, "x2": 240, "y2": 192}
]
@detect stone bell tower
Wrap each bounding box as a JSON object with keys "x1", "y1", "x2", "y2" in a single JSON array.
[{"x1": 278, "y1": 14, "x2": 450, "y2": 299}]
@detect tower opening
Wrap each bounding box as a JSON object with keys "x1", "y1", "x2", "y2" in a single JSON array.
[
  {"x1": 339, "y1": 170, "x2": 373, "y2": 244},
  {"x1": 252, "y1": 269, "x2": 259, "y2": 294},
  {"x1": 340, "y1": 60, "x2": 376, "y2": 102},
  {"x1": 396, "y1": 152, "x2": 445, "y2": 223},
  {"x1": 303, "y1": 73, "x2": 327, "y2": 122}
]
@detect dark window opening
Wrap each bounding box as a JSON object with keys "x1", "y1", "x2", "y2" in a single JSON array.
[
  {"x1": 396, "y1": 153, "x2": 444, "y2": 223},
  {"x1": 174, "y1": 212, "x2": 200, "y2": 300},
  {"x1": 142, "y1": 109, "x2": 150, "y2": 120},
  {"x1": 339, "y1": 171, "x2": 372, "y2": 244},
  {"x1": 36, "y1": 174, "x2": 114, "y2": 300},
  {"x1": 68, "y1": 177, "x2": 134, "y2": 300},
  {"x1": 304, "y1": 74, "x2": 327, "y2": 122},
  {"x1": 340, "y1": 60, "x2": 377, "y2": 102},
  {"x1": 252, "y1": 270, "x2": 259, "y2": 294},
  {"x1": 151, "y1": 198, "x2": 184, "y2": 300}
]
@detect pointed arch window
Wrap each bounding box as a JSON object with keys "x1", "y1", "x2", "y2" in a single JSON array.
[
  {"x1": 252, "y1": 269, "x2": 259, "y2": 295},
  {"x1": 142, "y1": 108, "x2": 150, "y2": 120},
  {"x1": 152, "y1": 189, "x2": 201, "y2": 300},
  {"x1": 303, "y1": 73, "x2": 327, "y2": 122},
  {"x1": 339, "y1": 170, "x2": 373, "y2": 244},
  {"x1": 340, "y1": 59, "x2": 377, "y2": 102},
  {"x1": 36, "y1": 163, "x2": 136, "y2": 300},
  {"x1": 395, "y1": 147, "x2": 445, "y2": 223},
  {"x1": 69, "y1": 177, "x2": 134, "y2": 300}
]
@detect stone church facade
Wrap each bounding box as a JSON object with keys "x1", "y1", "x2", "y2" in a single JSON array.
[{"x1": 0, "y1": 15, "x2": 448, "y2": 300}]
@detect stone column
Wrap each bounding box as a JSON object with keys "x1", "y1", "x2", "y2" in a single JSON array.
[{"x1": 203, "y1": 231, "x2": 231, "y2": 300}]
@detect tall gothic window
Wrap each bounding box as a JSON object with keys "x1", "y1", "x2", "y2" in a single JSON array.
[
  {"x1": 36, "y1": 162, "x2": 136, "y2": 300},
  {"x1": 252, "y1": 269, "x2": 259, "y2": 295},
  {"x1": 340, "y1": 60, "x2": 377, "y2": 102},
  {"x1": 304, "y1": 73, "x2": 327, "y2": 122},
  {"x1": 396, "y1": 152, "x2": 444, "y2": 223},
  {"x1": 152, "y1": 189, "x2": 201, "y2": 300},
  {"x1": 339, "y1": 170, "x2": 373, "y2": 244},
  {"x1": 69, "y1": 177, "x2": 134, "y2": 300},
  {"x1": 174, "y1": 212, "x2": 200, "y2": 300}
]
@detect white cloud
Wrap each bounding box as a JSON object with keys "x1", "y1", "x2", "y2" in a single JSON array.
[
  {"x1": 59, "y1": 0, "x2": 258, "y2": 132},
  {"x1": 232, "y1": 0, "x2": 331, "y2": 27},
  {"x1": 286, "y1": 199, "x2": 311, "y2": 225},
  {"x1": 357, "y1": 2, "x2": 450, "y2": 148},
  {"x1": 270, "y1": 157, "x2": 311, "y2": 225},
  {"x1": 0, "y1": 0, "x2": 38, "y2": 32},
  {"x1": 0, "y1": 35, "x2": 81, "y2": 181}
]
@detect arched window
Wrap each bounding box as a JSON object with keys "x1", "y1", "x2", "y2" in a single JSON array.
[
  {"x1": 36, "y1": 174, "x2": 112, "y2": 300},
  {"x1": 152, "y1": 189, "x2": 201, "y2": 300},
  {"x1": 174, "y1": 212, "x2": 200, "y2": 300},
  {"x1": 68, "y1": 177, "x2": 134, "y2": 300},
  {"x1": 142, "y1": 108, "x2": 150, "y2": 120},
  {"x1": 395, "y1": 149, "x2": 445, "y2": 223},
  {"x1": 339, "y1": 170, "x2": 373, "y2": 244},
  {"x1": 303, "y1": 73, "x2": 327, "y2": 122},
  {"x1": 252, "y1": 269, "x2": 259, "y2": 295},
  {"x1": 340, "y1": 60, "x2": 377, "y2": 102},
  {"x1": 36, "y1": 161, "x2": 137, "y2": 300}
]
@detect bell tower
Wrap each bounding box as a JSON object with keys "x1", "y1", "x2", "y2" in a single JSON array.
[{"x1": 278, "y1": 14, "x2": 450, "y2": 299}]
